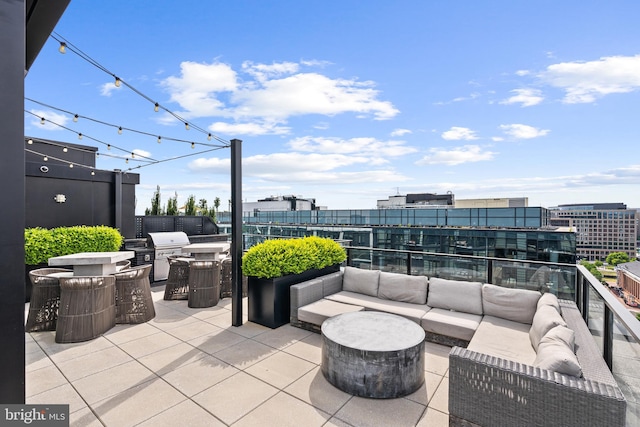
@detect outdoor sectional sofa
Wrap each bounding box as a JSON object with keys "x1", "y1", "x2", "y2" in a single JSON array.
[{"x1": 290, "y1": 266, "x2": 626, "y2": 427}]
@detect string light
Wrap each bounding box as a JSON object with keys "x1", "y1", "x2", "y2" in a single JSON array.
[
  {"x1": 73, "y1": 114, "x2": 78, "y2": 122},
  {"x1": 208, "y1": 133, "x2": 212, "y2": 141},
  {"x1": 118, "y1": 126, "x2": 122, "y2": 135},
  {"x1": 43, "y1": 156, "x2": 48, "y2": 161},
  {"x1": 40, "y1": 117, "x2": 45, "y2": 125},
  {"x1": 58, "y1": 42, "x2": 66, "y2": 54},
  {"x1": 107, "y1": 144, "x2": 111, "y2": 150},
  {"x1": 77, "y1": 133, "x2": 82, "y2": 140},
  {"x1": 27, "y1": 139, "x2": 33, "y2": 145},
  {"x1": 63, "y1": 147, "x2": 68, "y2": 152},
  {"x1": 69, "y1": 164, "x2": 73, "y2": 168},
  {"x1": 125, "y1": 158, "x2": 129, "y2": 164},
  {"x1": 91, "y1": 170, "x2": 95, "y2": 176},
  {"x1": 157, "y1": 136, "x2": 161, "y2": 143},
  {"x1": 115, "y1": 77, "x2": 121, "y2": 87},
  {"x1": 185, "y1": 122, "x2": 190, "y2": 131},
  {"x1": 131, "y1": 152, "x2": 135, "y2": 159},
  {"x1": 154, "y1": 103, "x2": 159, "y2": 112},
  {"x1": 191, "y1": 142, "x2": 195, "y2": 149}
]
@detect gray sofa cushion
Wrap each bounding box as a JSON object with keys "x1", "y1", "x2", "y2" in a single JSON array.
[
  {"x1": 482, "y1": 284, "x2": 541, "y2": 324},
  {"x1": 298, "y1": 299, "x2": 364, "y2": 326},
  {"x1": 529, "y1": 305, "x2": 567, "y2": 351},
  {"x1": 537, "y1": 292, "x2": 560, "y2": 313},
  {"x1": 378, "y1": 272, "x2": 428, "y2": 304},
  {"x1": 427, "y1": 277, "x2": 483, "y2": 315},
  {"x1": 468, "y1": 315, "x2": 537, "y2": 365},
  {"x1": 325, "y1": 291, "x2": 431, "y2": 324},
  {"x1": 421, "y1": 308, "x2": 482, "y2": 342},
  {"x1": 534, "y1": 325, "x2": 582, "y2": 377},
  {"x1": 342, "y1": 267, "x2": 380, "y2": 297}
]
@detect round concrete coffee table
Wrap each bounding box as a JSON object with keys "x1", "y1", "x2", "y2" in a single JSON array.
[{"x1": 321, "y1": 311, "x2": 425, "y2": 398}]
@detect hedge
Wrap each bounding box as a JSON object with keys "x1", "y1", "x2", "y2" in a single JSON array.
[
  {"x1": 25, "y1": 226, "x2": 124, "y2": 265},
  {"x1": 241, "y1": 236, "x2": 347, "y2": 279}
]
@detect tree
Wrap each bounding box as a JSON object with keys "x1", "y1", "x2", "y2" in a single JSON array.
[
  {"x1": 185, "y1": 195, "x2": 196, "y2": 216},
  {"x1": 208, "y1": 207, "x2": 217, "y2": 222},
  {"x1": 149, "y1": 185, "x2": 162, "y2": 215},
  {"x1": 166, "y1": 192, "x2": 178, "y2": 216},
  {"x1": 198, "y1": 198, "x2": 208, "y2": 215},
  {"x1": 606, "y1": 252, "x2": 630, "y2": 266},
  {"x1": 214, "y1": 197, "x2": 221, "y2": 214}
]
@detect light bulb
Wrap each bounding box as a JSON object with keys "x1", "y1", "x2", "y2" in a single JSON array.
[
  {"x1": 107, "y1": 144, "x2": 111, "y2": 150},
  {"x1": 157, "y1": 136, "x2": 161, "y2": 143},
  {"x1": 115, "y1": 77, "x2": 121, "y2": 87},
  {"x1": 131, "y1": 152, "x2": 135, "y2": 159},
  {"x1": 191, "y1": 142, "x2": 195, "y2": 149},
  {"x1": 73, "y1": 114, "x2": 78, "y2": 122},
  {"x1": 118, "y1": 127, "x2": 123, "y2": 134},
  {"x1": 154, "y1": 103, "x2": 159, "y2": 112},
  {"x1": 40, "y1": 117, "x2": 45, "y2": 125},
  {"x1": 185, "y1": 122, "x2": 189, "y2": 130},
  {"x1": 27, "y1": 139, "x2": 33, "y2": 145},
  {"x1": 91, "y1": 170, "x2": 95, "y2": 176},
  {"x1": 69, "y1": 163, "x2": 73, "y2": 168},
  {"x1": 207, "y1": 133, "x2": 212, "y2": 141},
  {"x1": 96, "y1": 153, "x2": 99, "y2": 157},
  {"x1": 63, "y1": 147, "x2": 68, "y2": 152},
  {"x1": 125, "y1": 158, "x2": 129, "y2": 164},
  {"x1": 59, "y1": 42, "x2": 66, "y2": 54},
  {"x1": 77, "y1": 133, "x2": 82, "y2": 140},
  {"x1": 43, "y1": 156, "x2": 48, "y2": 161}
]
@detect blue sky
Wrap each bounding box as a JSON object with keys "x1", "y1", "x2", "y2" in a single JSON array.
[{"x1": 25, "y1": 1, "x2": 640, "y2": 214}]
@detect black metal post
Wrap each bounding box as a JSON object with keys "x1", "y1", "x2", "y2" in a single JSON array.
[
  {"x1": 231, "y1": 139, "x2": 243, "y2": 326},
  {"x1": 0, "y1": 0, "x2": 26, "y2": 403},
  {"x1": 603, "y1": 305, "x2": 614, "y2": 370},
  {"x1": 114, "y1": 170, "x2": 123, "y2": 232}
]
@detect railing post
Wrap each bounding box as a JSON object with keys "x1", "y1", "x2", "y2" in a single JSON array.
[
  {"x1": 603, "y1": 305, "x2": 614, "y2": 370},
  {"x1": 582, "y1": 275, "x2": 590, "y2": 322},
  {"x1": 407, "y1": 251, "x2": 412, "y2": 275},
  {"x1": 487, "y1": 259, "x2": 493, "y2": 284}
]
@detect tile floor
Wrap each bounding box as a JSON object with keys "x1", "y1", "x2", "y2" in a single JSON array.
[{"x1": 26, "y1": 285, "x2": 450, "y2": 427}]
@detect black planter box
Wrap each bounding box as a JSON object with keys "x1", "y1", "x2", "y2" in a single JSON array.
[{"x1": 248, "y1": 264, "x2": 340, "y2": 329}]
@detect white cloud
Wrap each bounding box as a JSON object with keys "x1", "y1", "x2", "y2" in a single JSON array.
[
  {"x1": 441, "y1": 126, "x2": 479, "y2": 141},
  {"x1": 416, "y1": 145, "x2": 495, "y2": 166},
  {"x1": 289, "y1": 136, "x2": 417, "y2": 158},
  {"x1": 28, "y1": 109, "x2": 68, "y2": 130},
  {"x1": 500, "y1": 88, "x2": 544, "y2": 107},
  {"x1": 99, "y1": 82, "x2": 121, "y2": 97},
  {"x1": 539, "y1": 55, "x2": 640, "y2": 103},
  {"x1": 499, "y1": 124, "x2": 549, "y2": 139},
  {"x1": 160, "y1": 60, "x2": 399, "y2": 126},
  {"x1": 132, "y1": 149, "x2": 152, "y2": 158},
  {"x1": 515, "y1": 70, "x2": 530, "y2": 76},
  {"x1": 208, "y1": 121, "x2": 291, "y2": 136},
  {"x1": 391, "y1": 128, "x2": 412, "y2": 137}
]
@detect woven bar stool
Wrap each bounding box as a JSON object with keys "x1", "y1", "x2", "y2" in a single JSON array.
[
  {"x1": 114, "y1": 264, "x2": 155, "y2": 324},
  {"x1": 56, "y1": 275, "x2": 116, "y2": 343},
  {"x1": 163, "y1": 255, "x2": 191, "y2": 300},
  {"x1": 25, "y1": 268, "x2": 72, "y2": 332},
  {"x1": 188, "y1": 260, "x2": 220, "y2": 308},
  {"x1": 220, "y1": 257, "x2": 248, "y2": 298}
]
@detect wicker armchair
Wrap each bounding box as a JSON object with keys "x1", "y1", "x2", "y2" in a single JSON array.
[
  {"x1": 25, "y1": 268, "x2": 72, "y2": 332},
  {"x1": 56, "y1": 275, "x2": 116, "y2": 343},
  {"x1": 163, "y1": 256, "x2": 191, "y2": 300},
  {"x1": 188, "y1": 260, "x2": 220, "y2": 308},
  {"x1": 113, "y1": 264, "x2": 155, "y2": 324}
]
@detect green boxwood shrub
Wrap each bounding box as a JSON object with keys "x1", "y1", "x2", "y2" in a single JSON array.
[
  {"x1": 25, "y1": 226, "x2": 124, "y2": 265},
  {"x1": 242, "y1": 236, "x2": 346, "y2": 279}
]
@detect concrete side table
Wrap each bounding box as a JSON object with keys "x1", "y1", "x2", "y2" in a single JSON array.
[{"x1": 321, "y1": 311, "x2": 425, "y2": 398}]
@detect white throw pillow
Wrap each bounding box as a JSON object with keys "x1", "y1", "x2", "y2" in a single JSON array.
[
  {"x1": 342, "y1": 267, "x2": 380, "y2": 297},
  {"x1": 482, "y1": 284, "x2": 541, "y2": 324},
  {"x1": 529, "y1": 305, "x2": 567, "y2": 351},
  {"x1": 378, "y1": 272, "x2": 428, "y2": 304},
  {"x1": 534, "y1": 326, "x2": 582, "y2": 377},
  {"x1": 537, "y1": 292, "x2": 561, "y2": 313}
]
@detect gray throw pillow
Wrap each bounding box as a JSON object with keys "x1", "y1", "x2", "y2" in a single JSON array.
[
  {"x1": 534, "y1": 326, "x2": 582, "y2": 377},
  {"x1": 529, "y1": 305, "x2": 567, "y2": 351},
  {"x1": 427, "y1": 277, "x2": 483, "y2": 315},
  {"x1": 537, "y1": 292, "x2": 561, "y2": 313},
  {"x1": 482, "y1": 284, "x2": 541, "y2": 324},
  {"x1": 342, "y1": 267, "x2": 380, "y2": 297},
  {"x1": 378, "y1": 272, "x2": 428, "y2": 304}
]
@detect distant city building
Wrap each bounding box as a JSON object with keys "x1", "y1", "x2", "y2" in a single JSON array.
[
  {"x1": 549, "y1": 203, "x2": 637, "y2": 261},
  {"x1": 243, "y1": 195, "x2": 317, "y2": 213},
  {"x1": 617, "y1": 261, "x2": 640, "y2": 300},
  {"x1": 377, "y1": 193, "x2": 454, "y2": 209},
  {"x1": 455, "y1": 197, "x2": 528, "y2": 208}
]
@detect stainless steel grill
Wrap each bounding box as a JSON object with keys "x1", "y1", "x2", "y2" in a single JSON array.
[{"x1": 147, "y1": 232, "x2": 190, "y2": 281}]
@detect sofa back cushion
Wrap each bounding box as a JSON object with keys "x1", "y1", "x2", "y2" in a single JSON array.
[
  {"x1": 482, "y1": 284, "x2": 541, "y2": 324},
  {"x1": 537, "y1": 292, "x2": 560, "y2": 313},
  {"x1": 378, "y1": 272, "x2": 428, "y2": 304},
  {"x1": 529, "y1": 304, "x2": 567, "y2": 351},
  {"x1": 427, "y1": 278, "x2": 483, "y2": 315},
  {"x1": 342, "y1": 267, "x2": 380, "y2": 297}
]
